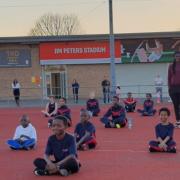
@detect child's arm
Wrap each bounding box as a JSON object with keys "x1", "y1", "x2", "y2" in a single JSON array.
[
  {"x1": 155, "y1": 125, "x2": 163, "y2": 143},
  {"x1": 157, "y1": 137, "x2": 163, "y2": 143},
  {"x1": 118, "y1": 108, "x2": 126, "y2": 121},
  {"x1": 49, "y1": 103, "x2": 58, "y2": 116},
  {"x1": 96, "y1": 100, "x2": 100, "y2": 111},
  {"x1": 65, "y1": 108, "x2": 71, "y2": 120},
  {"x1": 161, "y1": 124, "x2": 174, "y2": 145},
  {"x1": 20, "y1": 135, "x2": 31, "y2": 139},
  {"x1": 156, "y1": 125, "x2": 168, "y2": 149},
  {"x1": 56, "y1": 154, "x2": 78, "y2": 168},
  {"x1": 77, "y1": 131, "x2": 91, "y2": 148},
  {"x1": 44, "y1": 154, "x2": 57, "y2": 173},
  {"x1": 161, "y1": 136, "x2": 170, "y2": 145},
  {"x1": 102, "y1": 108, "x2": 112, "y2": 118},
  {"x1": 13, "y1": 126, "x2": 21, "y2": 140},
  {"x1": 42, "y1": 103, "x2": 50, "y2": 116},
  {"x1": 86, "y1": 101, "x2": 90, "y2": 110}
]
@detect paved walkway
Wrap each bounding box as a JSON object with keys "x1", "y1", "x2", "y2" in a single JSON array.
[
  {"x1": 0, "y1": 97, "x2": 171, "y2": 108},
  {"x1": 0, "y1": 98, "x2": 107, "y2": 108}
]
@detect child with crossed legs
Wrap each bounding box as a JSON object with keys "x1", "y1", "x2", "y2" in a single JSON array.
[
  {"x1": 100, "y1": 96, "x2": 127, "y2": 128},
  {"x1": 33, "y1": 116, "x2": 80, "y2": 176},
  {"x1": 149, "y1": 107, "x2": 176, "y2": 153},
  {"x1": 74, "y1": 109, "x2": 97, "y2": 150}
]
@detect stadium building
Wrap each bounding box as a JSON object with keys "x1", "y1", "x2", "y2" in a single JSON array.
[{"x1": 0, "y1": 32, "x2": 180, "y2": 100}]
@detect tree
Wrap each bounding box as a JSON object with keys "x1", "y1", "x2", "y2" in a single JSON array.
[{"x1": 29, "y1": 13, "x2": 82, "y2": 36}]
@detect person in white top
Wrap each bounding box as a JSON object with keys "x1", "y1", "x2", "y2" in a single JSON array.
[
  {"x1": 115, "y1": 85, "x2": 121, "y2": 99},
  {"x1": 12, "y1": 79, "x2": 21, "y2": 106},
  {"x1": 154, "y1": 74, "x2": 164, "y2": 102},
  {"x1": 7, "y1": 115, "x2": 37, "y2": 150}
]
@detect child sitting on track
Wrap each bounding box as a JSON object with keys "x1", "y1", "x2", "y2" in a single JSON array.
[
  {"x1": 149, "y1": 107, "x2": 176, "y2": 153},
  {"x1": 74, "y1": 109, "x2": 97, "y2": 150},
  {"x1": 100, "y1": 96, "x2": 127, "y2": 128},
  {"x1": 123, "y1": 92, "x2": 137, "y2": 112},
  {"x1": 33, "y1": 116, "x2": 80, "y2": 176},
  {"x1": 86, "y1": 92, "x2": 100, "y2": 117},
  {"x1": 137, "y1": 93, "x2": 156, "y2": 116},
  {"x1": 48, "y1": 97, "x2": 71, "y2": 127},
  {"x1": 41, "y1": 95, "x2": 58, "y2": 117},
  {"x1": 7, "y1": 115, "x2": 37, "y2": 150}
]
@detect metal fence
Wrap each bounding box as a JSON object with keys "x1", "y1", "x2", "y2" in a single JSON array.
[{"x1": 0, "y1": 84, "x2": 171, "y2": 107}]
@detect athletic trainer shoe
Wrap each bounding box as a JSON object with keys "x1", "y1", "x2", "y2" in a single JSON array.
[
  {"x1": 167, "y1": 147, "x2": 176, "y2": 153},
  {"x1": 174, "y1": 122, "x2": 180, "y2": 128},
  {"x1": 59, "y1": 169, "x2": 69, "y2": 176},
  {"x1": 34, "y1": 168, "x2": 49, "y2": 176}
]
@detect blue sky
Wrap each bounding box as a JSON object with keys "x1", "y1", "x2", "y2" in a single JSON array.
[{"x1": 0, "y1": 0, "x2": 179, "y2": 37}]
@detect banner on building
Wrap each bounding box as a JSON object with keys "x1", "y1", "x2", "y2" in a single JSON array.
[
  {"x1": 0, "y1": 49, "x2": 31, "y2": 67},
  {"x1": 40, "y1": 38, "x2": 179, "y2": 65},
  {"x1": 40, "y1": 40, "x2": 122, "y2": 64},
  {"x1": 120, "y1": 38, "x2": 177, "y2": 63}
]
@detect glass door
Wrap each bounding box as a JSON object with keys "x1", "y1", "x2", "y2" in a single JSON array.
[
  {"x1": 45, "y1": 72, "x2": 52, "y2": 97},
  {"x1": 60, "y1": 71, "x2": 67, "y2": 98},
  {"x1": 44, "y1": 72, "x2": 67, "y2": 98}
]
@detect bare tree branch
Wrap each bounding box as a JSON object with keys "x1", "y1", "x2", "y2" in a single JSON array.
[{"x1": 29, "y1": 13, "x2": 82, "y2": 36}]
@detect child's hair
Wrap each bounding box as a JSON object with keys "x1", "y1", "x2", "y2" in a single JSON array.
[
  {"x1": 80, "y1": 108, "x2": 92, "y2": 117},
  {"x1": 21, "y1": 114, "x2": 29, "y2": 121},
  {"x1": 159, "y1": 107, "x2": 171, "y2": 116},
  {"x1": 53, "y1": 115, "x2": 69, "y2": 127},
  {"x1": 60, "y1": 97, "x2": 66, "y2": 103},
  {"x1": 49, "y1": 95, "x2": 55, "y2": 98},
  {"x1": 127, "y1": 92, "x2": 132, "y2": 95},
  {"x1": 113, "y1": 95, "x2": 119, "y2": 101},
  {"x1": 146, "y1": 93, "x2": 152, "y2": 98}
]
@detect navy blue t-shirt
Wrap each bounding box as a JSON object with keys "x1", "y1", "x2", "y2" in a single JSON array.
[
  {"x1": 103, "y1": 104, "x2": 126, "y2": 120},
  {"x1": 45, "y1": 133, "x2": 77, "y2": 162},
  {"x1": 144, "y1": 100, "x2": 154, "y2": 109},
  {"x1": 87, "y1": 99, "x2": 99, "y2": 111},
  {"x1": 57, "y1": 105, "x2": 71, "y2": 120},
  {"x1": 155, "y1": 123, "x2": 174, "y2": 141},
  {"x1": 74, "y1": 121, "x2": 96, "y2": 139}
]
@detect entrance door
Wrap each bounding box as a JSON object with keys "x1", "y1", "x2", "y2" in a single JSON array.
[{"x1": 45, "y1": 72, "x2": 67, "y2": 98}]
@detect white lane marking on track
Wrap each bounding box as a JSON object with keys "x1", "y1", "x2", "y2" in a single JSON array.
[{"x1": 94, "y1": 149, "x2": 147, "y2": 153}]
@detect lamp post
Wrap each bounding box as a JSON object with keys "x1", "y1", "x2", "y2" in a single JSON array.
[{"x1": 109, "y1": 0, "x2": 116, "y2": 95}]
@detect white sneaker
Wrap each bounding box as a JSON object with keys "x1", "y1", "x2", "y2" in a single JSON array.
[
  {"x1": 174, "y1": 122, "x2": 180, "y2": 128},
  {"x1": 59, "y1": 169, "x2": 69, "y2": 176}
]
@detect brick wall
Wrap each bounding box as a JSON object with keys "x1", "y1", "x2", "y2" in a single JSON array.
[
  {"x1": 0, "y1": 45, "x2": 42, "y2": 100},
  {"x1": 67, "y1": 64, "x2": 110, "y2": 99},
  {"x1": 0, "y1": 44, "x2": 111, "y2": 100}
]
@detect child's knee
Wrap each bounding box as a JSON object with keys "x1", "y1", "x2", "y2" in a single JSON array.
[{"x1": 33, "y1": 158, "x2": 47, "y2": 170}]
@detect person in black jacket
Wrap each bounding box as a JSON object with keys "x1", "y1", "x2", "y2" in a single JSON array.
[
  {"x1": 72, "y1": 79, "x2": 79, "y2": 103},
  {"x1": 12, "y1": 79, "x2": 21, "y2": 106},
  {"x1": 101, "y1": 77, "x2": 110, "y2": 103},
  {"x1": 100, "y1": 96, "x2": 127, "y2": 128}
]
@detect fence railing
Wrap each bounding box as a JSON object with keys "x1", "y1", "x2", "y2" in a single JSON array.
[{"x1": 0, "y1": 84, "x2": 170, "y2": 100}]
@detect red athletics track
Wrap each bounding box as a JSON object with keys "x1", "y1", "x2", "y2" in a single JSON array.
[{"x1": 1, "y1": 103, "x2": 180, "y2": 180}]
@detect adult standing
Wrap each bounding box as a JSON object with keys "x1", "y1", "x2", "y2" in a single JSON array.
[
  {"x1": 72, "y1": 79, "x2": 79, "y2": 103},
  {"x1": 12, "y1": 79, "x2": 21, "y2": 106},
  {"x1": 154, "y1": 74, "x2": 163, "y2": 102},
  {"x1": 168, "y1": 51, "x2": 180, "y2": 128},
  {"x1": 101, "y1": 77, "x2": 110, "y2": 103}
]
